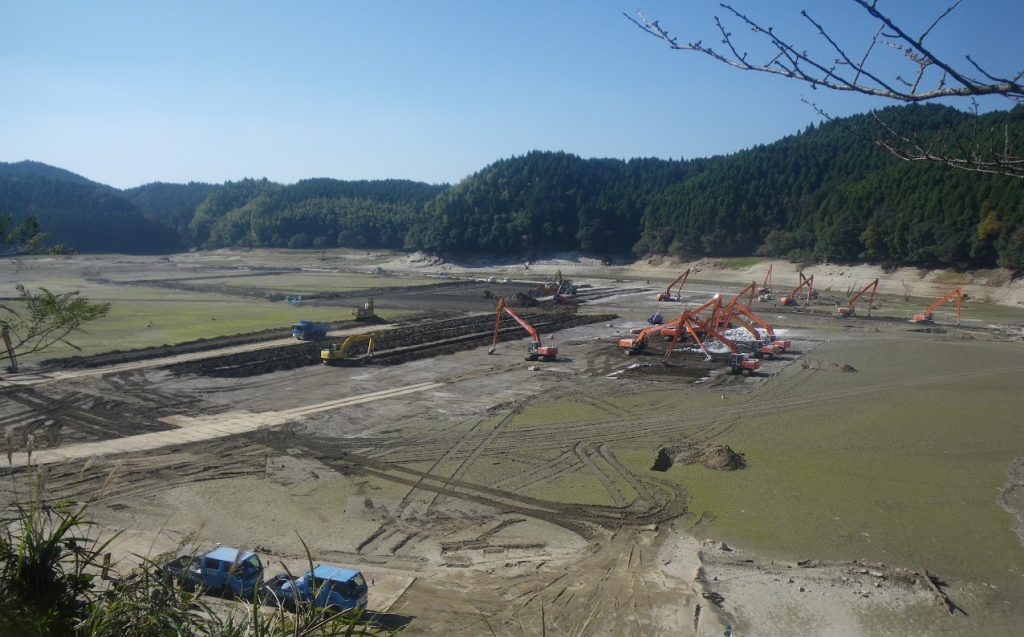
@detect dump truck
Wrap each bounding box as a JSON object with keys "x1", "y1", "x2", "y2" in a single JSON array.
[
  {"x1": 292, "y1": 320, "x2": 329, "y2": 340},
  {"x1": 264, "y1": 564, "x2": 369, "y2": 612},
  {"x1": 164, "y1": 546, "x2": 265, "y2": 598}
]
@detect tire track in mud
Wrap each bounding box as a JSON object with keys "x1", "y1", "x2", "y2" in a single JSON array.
[
  {"x1": 280, "y1": 439, "x2": 686, "y2": 539},
  {"x1": 1, "y1": 438, "x2": 269, "y2": 505},
  {"x1": 598, "y1": 443, "x2": 655, "y2": 505},
  {"x1": 424, "y1": 410, "x2": 515, "y2": 512},
  {"x1": 575, "y1": 442, "x2": 627, "y2": 507},
  {"x1": 349, "y1": 361, "x2": 1024, "y2": 529},
  {"x1": 490, "y1": 448, "x2": 580, "y2": 492},
  {"x1": 393, "y1": 416, "x2": 488, "y2": 519},
  {"x1": 1, "y1": 384, "x2": 179, "y2": 448},
  {"x1": 366, "y1": 411, "x2": 516, "y2": 556},
  {"x1": 471, "y1": 363, "x2": 1024, "y2": 456}
]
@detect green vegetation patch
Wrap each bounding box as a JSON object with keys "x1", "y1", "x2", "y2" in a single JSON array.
[
  {"x1": 721, "y1": 256, "x2": 764, "y2": 269},
  {"x1": 26, "y1": 297, "x2": 347, "y2": 363},
  {"x1": 185, "y1": 271, "x2": 436, "y2": 294},
  {"x1": 666, "y1": 337, "x2": 1024, "y2": 595}
]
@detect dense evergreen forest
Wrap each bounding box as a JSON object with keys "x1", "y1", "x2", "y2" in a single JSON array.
[{"x1": 1, "y1": 104, "x2": 1022, "y2": 269}]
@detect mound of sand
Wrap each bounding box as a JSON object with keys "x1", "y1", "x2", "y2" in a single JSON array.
[
  {"x1": 801, "y1": 360, "x2": 858, "y2": 373},
  {"x1": 652, "y1": 444, "x2": 747, "y2": 471}
]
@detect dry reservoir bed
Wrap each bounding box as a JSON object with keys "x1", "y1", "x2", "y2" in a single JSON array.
[{"x1": 2, "y1": 285, "x2": 1024, "y2": 635}]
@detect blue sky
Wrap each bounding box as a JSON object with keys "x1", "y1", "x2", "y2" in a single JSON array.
[{"x1": 2, "y1": 1, "x2": 1020, "y2": 188}]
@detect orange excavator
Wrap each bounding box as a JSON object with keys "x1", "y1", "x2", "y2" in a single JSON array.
[
  {"x1": 657, "y1": 268, "x2": 691, "y2": 301},
  {"x1": 662, "y1": 311, "x2": 713, "y2": 361},
  {"x1": 913, "y1": 287, "x2": 966, "y2": 324},
  {"x1": 619, "y1": 321, "x2": 669, "y2": 356},
  {"x1": 626, "y1": 295, "x2": 720, "y2": 355},
  {"x1": 700, "y1": 322, "x2": 762, "y2": 375},
  {"x1": 802, "y1": 271, "x2": 819, "y2": 299},
  {"x1": 836, "y1": 279, "x2": 879, "y2": 317},
  {"x1": 780, "y1": 272, "x2": 815, "y2": 306},
  {"x1": 721, "y1": 302, "x2": 792, "y2": 358},
  {"x1": 657, "y1": 294, "x2": 722, "y2": 340},
  {"x1": 715, "y1": 281, "x2": 758, "y2": 329},
  {"x1": 757, "y1": 264, "x2": 773, "y2": 295},
  {"x1": 489, "y1": 297, "x2": 558, "y2": 361}
]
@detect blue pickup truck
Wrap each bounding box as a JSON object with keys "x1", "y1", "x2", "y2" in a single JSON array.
[
  {"x1": 292, "y1": 320, "x2": 329, "y2": 340},
  {"x1": 264, "y1": 564, "x2": 369, "y2": 612},
  {"x1": 165, "y1": 546, "x2": 264, "y2": 598}
]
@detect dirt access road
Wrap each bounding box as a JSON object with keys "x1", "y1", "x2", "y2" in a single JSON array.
[{"x1": 3, "y1": 263, "x2": 1024, "y2": 635}]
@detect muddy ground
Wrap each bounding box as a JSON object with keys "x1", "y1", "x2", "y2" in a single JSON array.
[{"x1": 2, "y1": 251, "x2": 1024, "y2": 636}]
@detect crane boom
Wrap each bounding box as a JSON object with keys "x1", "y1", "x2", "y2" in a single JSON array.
[
  {"x1": 836, "y1": 279, "x2": 879, "y2": 317},
  {"x1": 913, "y1": 287, "x2": 964, "y2": 324},
  {"x1": 657, "y1": 268, "x2": 691, "y2": 301},
  {"x1": 490, "y1": 298, "x2": 558, "y2": 361}
]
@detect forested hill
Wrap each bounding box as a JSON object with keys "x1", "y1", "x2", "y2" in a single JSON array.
[
  {"x1": 0, "y1": 163, "x2": 447, "y2": 254},
  {"x1": 0, "y1": 162, "x2": 181, "y2": 253},
  {"x1": 636, "y1": 105, "x2": 1024, "y2": 269},
  {"x1": 2, "y1": 103, "x2": 1022, "y2": 268},
  {"x1": 410, "y1": 104, "x2": 1024, "y2": 269}
]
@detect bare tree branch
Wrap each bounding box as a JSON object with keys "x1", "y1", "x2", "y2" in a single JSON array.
[{"x1": 627, "y1": 1, "x2": 1024, "y2": 177}]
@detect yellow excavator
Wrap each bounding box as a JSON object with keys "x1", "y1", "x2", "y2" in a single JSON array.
[{"x1": 321, "y1": 332, "x2": 377, "y2": 365}]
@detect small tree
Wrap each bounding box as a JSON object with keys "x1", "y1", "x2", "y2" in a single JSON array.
[
  {"x1": 1, "y1": 215, "x2": 46, "y2": 256},
  {"x1": 0, "y1": 285, "x2": 111, "y2": 373}
]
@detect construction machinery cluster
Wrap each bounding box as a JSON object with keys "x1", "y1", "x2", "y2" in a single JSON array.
[{"x1": 296, "y1": 267, "x2": 967, "y2": 378}]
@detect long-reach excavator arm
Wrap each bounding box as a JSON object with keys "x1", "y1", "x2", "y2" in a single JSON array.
[
  {"x1": 657, "y1": 268, "x2": 690, "y2": 301},
  {"x1": 703, "y1": 322, "x2": 762, "y2": 375},
  {"x1": 624, "y1": 294, "x2": 722, "y2": 355},
  {"x1": 913, "y1": 288, "x2": 965, "y2": 324},
  {"x1": 490, "y1": 298, "x2": 558, "y2": 361},
  {"x1": 781, "y1": 273, "x2": 814, "y2": 306},
  {"x1": 716, "y1": 282, "x2": 757, "y2": 328},
  {"x1": 663, "y1": 312, "x2": 712, "y2": 361},
  {"x1": 757, "y1": 264, "x2": 773, "y2": 294},
  {"x1": 836, "y1": 278, "x2": 879, "y2": 317},
  {"x1": 659, "y1": 294, "x2": 723, "y2": 339},
  {"x1": 620, "y1": 321, "x2": 667, "y2": 355},
  {"x1": 730, "y1": 303, "x2": 791, "y2": 355}
]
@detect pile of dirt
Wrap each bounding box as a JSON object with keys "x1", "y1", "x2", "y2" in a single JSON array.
[
  {"x1": 651, "y1": 444, "x2": 747, "y2": 472},
  {"x1": 511, "y1": 292, "x2": 538, "y2": 306},
  {"x1": 800, "y1": 360, "x2": 858, "y2": 373}
]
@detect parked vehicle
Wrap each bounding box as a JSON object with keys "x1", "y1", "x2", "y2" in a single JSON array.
[
  {"x1": 264, "y1": 564, "x2": 369, "y2": 612},
  {"x1": 165, "y1": 546, "x2": 264, "y2": 598},
  {"x1": 292, "y1": 320, "x2": 329, "y2": 340}
]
